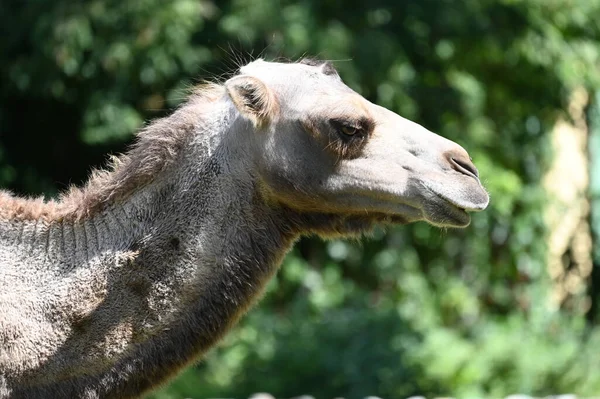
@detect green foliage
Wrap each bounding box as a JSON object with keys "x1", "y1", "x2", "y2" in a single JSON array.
[{"x1": 2, "y1": 0, "x2": 600, "y2": 397}]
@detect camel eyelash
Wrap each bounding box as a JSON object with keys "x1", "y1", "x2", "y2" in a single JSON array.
[{"x1": 329, "y1": 118, "x2": 374, "y2": 141}]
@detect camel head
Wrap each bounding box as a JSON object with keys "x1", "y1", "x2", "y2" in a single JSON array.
[{"x1": 225, "y1": 59, "x2": 489, "y2": 231}]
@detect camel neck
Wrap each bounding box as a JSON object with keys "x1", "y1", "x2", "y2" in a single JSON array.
[
  {"x1": 1, "y1": 134, "x2": 299, "y2": 397},
  {"x1": 0, "y1": 186, "x2": 159, "y2": 271}
]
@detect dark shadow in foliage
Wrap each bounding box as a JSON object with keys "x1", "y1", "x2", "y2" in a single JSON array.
[{"x1": 192, "y1": 307, "x2": 441, "y2": 399}]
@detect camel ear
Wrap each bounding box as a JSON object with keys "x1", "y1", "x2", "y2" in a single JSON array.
[{"x1": 225, "y1": 75, "x2": 278, "y2": 128}]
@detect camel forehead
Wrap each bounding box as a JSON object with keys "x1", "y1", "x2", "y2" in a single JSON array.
[
  {"x1": 239, "y1": 59, "x2": 362, "y2": 116},
  {"x1": 240, "y1": 59, "x2": 348, "y2": 92}
]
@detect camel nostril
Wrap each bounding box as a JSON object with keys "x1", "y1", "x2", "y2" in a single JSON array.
[{"x1": 450, "y1": 157, "x2": 479, "y2": 179}]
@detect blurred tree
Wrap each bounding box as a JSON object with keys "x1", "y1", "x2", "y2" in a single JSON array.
[
  {"x1": 589, "y1": 91, "x2": 600, "y2": 322},
  {"x1": 2, "y1": 0, "x2": 600, "y2": 397}
]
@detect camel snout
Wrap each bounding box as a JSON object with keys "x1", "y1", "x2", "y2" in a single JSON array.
[
  {"x1": 463, "y1": 190, "x2": 490, "y2": 212},
  {"x1": 444, "y1": 147, "x2": 480, "y2": 181},
  {"x1": 435, "y1": 146, "x2": 489, "y2": 213}
]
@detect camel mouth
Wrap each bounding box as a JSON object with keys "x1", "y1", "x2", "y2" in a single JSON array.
[
  {"x1": 422, "y1": 190, "x2": 477, "y2": 228},
  {"x1": 418, "y1": 177, "x2": 488, "y2": 228},
  {"x1": 428, "y1": 198, "x2": 471, "y2": 227}
]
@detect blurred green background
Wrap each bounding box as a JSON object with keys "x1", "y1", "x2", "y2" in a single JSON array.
[{"x1": 2, "y1": 0, "x2": 600, "y2": 397}]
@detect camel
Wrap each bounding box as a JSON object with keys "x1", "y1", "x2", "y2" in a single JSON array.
[{"x1": 0, "y1": 58, "x2": 489, "y2": 398}]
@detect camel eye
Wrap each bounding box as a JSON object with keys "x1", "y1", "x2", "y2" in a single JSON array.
[{"x1": 340, "y1": 125, "x2": 360, "y2": 136}]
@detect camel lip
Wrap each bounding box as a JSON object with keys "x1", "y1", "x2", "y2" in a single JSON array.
[
  {"x1": 428, "y1": 184, "x2": 489, "y2": 213},
  {"x1": 441, "y1": 202, "x2": 471, "y2": 226},
  {"x1": 430, "y1": 200, "x2": 471, "y2": 227},
  {"x1": 423, "y1": 190, "x2": 474, "y2": 227}
]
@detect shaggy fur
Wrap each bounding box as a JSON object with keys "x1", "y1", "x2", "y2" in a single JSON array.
[{"x1": 0, "y1": 59, "x2": 488, "y2": 399}]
